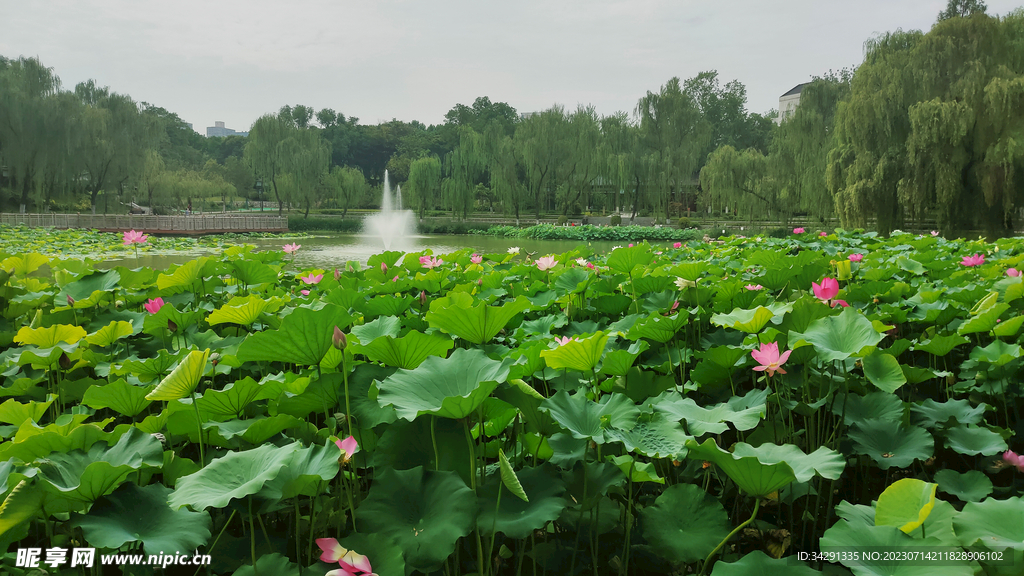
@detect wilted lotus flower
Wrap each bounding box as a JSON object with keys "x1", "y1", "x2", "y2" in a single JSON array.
[
  {"x1": 751, "y1": 342, "x2": 791, "y2": 377},
  {"x1": 210, "y1": 352, "x2": 221, "y2": 367},
  {"x1": 144, "y1": 297, "x2": 164, "y2": 314},
  {"x1": 333, "y1": 326, "x2": 347, "y2": 350},
  {"x1": 961, "y1": 254, "x2": 985, "y2": 267},
  {"x1": 535, "y1": 256, "x2": 557, "y2": 271},
  {"x1": 283, "y1": 243, "x2": 301, "y2": 254},
  {"x1": 471, "y1": 253, "x2": 482, "y2": 264}
]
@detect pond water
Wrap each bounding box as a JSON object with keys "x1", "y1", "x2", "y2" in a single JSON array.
[{"x1": 101, "y1": 234, "x2": 626, "y2": 270}]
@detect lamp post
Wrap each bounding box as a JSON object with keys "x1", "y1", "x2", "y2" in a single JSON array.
[{"x1": 255, "y1": 179, "x2": 263, "y2": 212}]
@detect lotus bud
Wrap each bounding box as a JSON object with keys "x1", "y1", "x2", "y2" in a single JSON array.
[
  {"x1": 477, "y1": 278, "x2": 483, "y2": 286},
  {"x1": 419, "y1": 290, "x2": 427, "y2": 307},
  {"x1": 66, "y1": 294, "x2": 75, "y2": 306},
  {"x1": 333, "y1": 325, "x2": 347, "y2": 350},
  {"x1": 210, "y1": 352, "x2": 221, "y2": 367},
  {"x1": 59, "y1": 351, "x2": 72, "y2": 371},
  {"x1": 334, "y1": 268, "x2": 340, "y2": 281},
  {"x1": 115, "y1": 299, "x2": 124, "y2": 308},
  {"x1": 167, "y1": 319, "x2": 178, "y2": 333},
  {"x1": 381, "y1": 262, "x2": 388, "y2": 274}
]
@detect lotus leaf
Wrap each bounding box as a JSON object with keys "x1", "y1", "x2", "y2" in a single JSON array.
[
  {"x1": 875, "y1": 478, "x2": 937, "y2": 534},
  {"x1": 934, "y1": 469, "x2": 992, "y2": 502},
  {"x1": 425, "y1": 292, "x2": 532, "y2": 344},
  {"x1": 477, "y1": 465, "x2": 567, "y2": 538},
  {"x1": 848, "y1": 419, "x2": 934, "y2": 469},
  {"x1": 685, "y1": 439, "x2": 798, "y2": 496},
  {"x1": 788, "y1": 307, "x2": 884, "y2": 362},
  {"x1": 168, "y1": 442, "x2": 301, "y2": 510},
  {"x1": 358, "y1": 330, "x2": 454, "y2": 369},
  {"x1": 84, "y1": 320, "x2": 134, "y2": 347},
  {"x1": 14, "y1": 324, "x2": 86, "y2": 348},
  {"x1": 943, "y1": 425, "x2": 1007, "y2": 456},
  {"x1": 541, "y1": 390, "x2": 639, "y2": 444},
  {"x1": 81, "y1": 380, "x2": 153, "y2": 417},
  {"x1": 641, "y1": 483, "x2": 731, "y2": 564},
  {"x1": 540, "y1": 331, "x2": 609, "y2": 372},
  {"x1": 821, "y1": 520, "x2": 972, "y2": 576},
  {"x1": 35, "y1": 427, "x2": 163, "y2": 502},
  {"x1": 145, "y1": 349, "x2": 210, "y2": 401},
  {"x1": 709, "y1": 551, "x2": 821, "y2": 576},
  {"x1": 206, "y1": 294, "x2": 280, "y2": 326}
]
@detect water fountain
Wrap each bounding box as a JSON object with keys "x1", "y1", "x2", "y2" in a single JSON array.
[{"x1": 363, "y1": 170, "x2": 416, "y2": 250}]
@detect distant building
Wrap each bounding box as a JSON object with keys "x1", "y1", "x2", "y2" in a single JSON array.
[
  {"x1": 777, "y1": 83, "x2": 809, "y2": 124},
  {"x1": 206, "y1": 121, "x2": 248, "y2": 137},
  {"x1": 519, "y1": 111, "x2": 539, "y2": 121}
]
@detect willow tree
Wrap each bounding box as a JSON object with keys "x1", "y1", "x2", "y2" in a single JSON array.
[
  {"x1": 770, "y1": 71, "x2": 852, "y2": 220},
  {"x1": 828, "y1": 30, "x2": 923, "y2": 234},
  {"x1": 515, "y1": 107, "x2": 569, "y2": 220},
  {"x1": 553, "y1": 106, "x2": 603, "y2": 216},
  {"x1": 0, "y1": 57, "x2": 61, "y2": 212},
  {"x1": 442, "y1": 127, "x2": 486, "y2": 220},
  {"x1": 407, "y1": 155, "x2": 441, "y2": 220},
  {"x1": 244, "y1": 114, "x2": 294, "y2": 214},
  {"x1": 700, "y1": 145, "x2": 774, "y2": 221},
  {"x1": 280, "y1": 129, "x2": 331, "y2": 217},
  {"x1": 635, "y1": 78, "x2": 710, "y2": 220},
  {"x1": 486, "y1": 124, "x2": 529, "y2": 224}
]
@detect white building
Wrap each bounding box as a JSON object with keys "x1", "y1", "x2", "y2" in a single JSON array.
[
  {"x1": 206, "y1": 121, "x2": 248, "y2": 137},
  {"x1": 777, "y1": 83, "x2": 809, "y2": 124}
]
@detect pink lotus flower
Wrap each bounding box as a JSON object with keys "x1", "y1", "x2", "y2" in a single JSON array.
[
  {"x1": 536, "y1": 256, "x2": 558, "y2": 271},
  {"x1": 334, "y1": 268, "x2": 340, "y2": 281},
  {"x1": 298, "y1": 272, "x2": 323, "y2": 285},
  {"x1": 819, "y1": 231, "x2": 827, "y2": 237},
  {"x1": 419, "y1": 255, "x2": 443, "y2": 269},
  {"x1": 283, "y1": 243, "x2": 301, "y2": 254},
  {"x1": 380, "y1": 262, "x2": 388, "y2": 274},
  {"x1": 793, "y1": 227, "x2": 805, "y2": 234},
  {"x1": 745, "y1": 284, "x2": 763, "y2": 291},
  {"x1": 333, "y1": 326, "x2": 347, "y2": 350},
  {"x1": 849, "y1": 253, "x2": 864, "y2": 262},
  {"x1": 144, "y1": 297, "x2": 164, "y2": 314},
  {"x1": 930, "y1": 231, "x2": 939, "y2": 237},
  {"x1": 391, "y1": 275, "x2": 398, "y2": 282},
  {"x1": 812, "y1": 277, "x2": 840, "y2": 302},
  {"x1": 554, "y1": 336, "x2": 580, "y2": 346},
  {"x1": 673, "y1": 242, "x2": 682, "y2": 249},
  {"x1": 300, "y1": 289, "x2": 310, "y2": 296},
  {"x1": 1008, "y1": 268, "x2": 1021, "y2": 277},
  {"x1": 751, "y1": 342, "x2": 791, "y2": 377},
  {"x1": 317, "y1": 538, "x2": 378, "y2": 575},
  {"x1": 122, "y1": 229, "x2": 148, "y2": 246},
  {"x1": 334, "y1": 435, "x2": 359, "y2": 464},
  {"x1": 961, "y1": 254, "x2": 985, "y2": 267},
  {"x1": 832, "y1": 299, "x2": 849, "y2": 308},
  {"x1": 628, "y1": 243, "x2": 635, "y2": 247},
  {"x1": 1004, "y1": 450, "x2": 1024, "y2": 472},
  {"x1": 586, "y1": 262, "x2": 595, "y2": 270},
  {"x1": 471, "y1": 253, "x2": 482, "y2": 264}
]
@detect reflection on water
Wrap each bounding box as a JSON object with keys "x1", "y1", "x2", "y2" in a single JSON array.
[{"x1": 99, "y1": 233, "x2": 632, "y2": 271}]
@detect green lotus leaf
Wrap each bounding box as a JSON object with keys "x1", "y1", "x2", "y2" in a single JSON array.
[
  {"x1": 72, "y1": 482, "x2": 211, "y2": 555},
  {"x1": 0, "y1": 479, "x2": 46, "y2": 540},
  {"x1": 968, "y1": 339, "x2": 1022, "y2": 366},
  {"x1": 425, "y1": 292, "x2": 532, "y2": 344},
  {"x1": 228, "y1": 259, "x2": 278, "y2": 286},
  {"x1": 862, "y1": 350, "x2": 908, "y2": 393},
  {"x1": 710, "y1": 551, "x2": 821, "y2": 576},
  {"x1": 477, "y1": 464, "x2": 567, "y2": 539},
  {"x1": 112, "y1": 349, "x2": 185, "y2": 384},
  {"x1": 608, "y1": 245, "x2": 654, "y2": 274},
  {"x1": 875, "y1": 478, "x2": 937, "y2": 534},
  {"x1": 195, "y1": 377, "x2": 261, "y2": 419},
  {"x1": 626, "y1": 312, "x2": 688, "y2": 343},
  {"x1": 274, "y1": 373, "x2": 340, "y2": 418},
  {"x1": 350, "y1": 315, "x2": 402, "y2": 343},
  {"x1": 0, "y1": 396, "x2": 55, "y2": 426},
  {"x1": 206, "y1": 295, "x2": 280, "y2": 326},
  {"x1": 953, "y1": 496, "x2": 1024, "y2": 551},
  {"x1": 231, "y1": 552, "x2": 320, "y2": 576},
  {"x1": 142, "y1": 303, "x2": 204, "y2": 336},
  {"x1": 0, "y1": 423, "x2": 111, "y2": 463},
  {"x1": 54, "y1": 269, "x2": 120, "y2": 309},
  {"x1": 256, "y1": 442, "x2": 340, "y2": 502},
  {"x1": 712, "y1": 306, "x2": 775, "y2": 333},
  {"x1": 84, "y1": 320, "x2": 134, "y2": 348},
  {"x1": 608, "y1": 454, "x2": 664, "y2": 483},
  {"x1": 553, "y1": 267, "x2": 592, "y2": 293},
  {"x1": 731, "y1": 443, "x2": 845, "y2": 483},
  {"x1": 910, "y1": 398, "x2": 986, "y2": 429},
  {"x1": 788, "y1": 307, "x2": 884, "y2": 362},
  {"x1": 359, "y1": 330, "x2": 454, "y2": 370},
  {"x1": 605, "y1": 414, "x2": 691, "y2": 459},
  {"x1": 2, "y1": 253, "x2": 49, "y2": 275},
  {"x1": 203, "y1": 414, "x2": 302, "y2": 445},
  {"x1": 833, "y1": 392, "x2": 905, "y2": 425},
  {"x1": 540, "y1": 331, "x2": 610, "y2": 372},
  {"x1": 236, "y1": 304, "x2": 355, "y2": 366},
  {"x1": 356, "y1": 466, "x2": 477, "y2": 573},
  {"x1": 82, "y1": 380, "x2": 153, "y2": 417},
  {"x1": 652, "y1": 390, "x2": 765, "y2": 436},
  {"x1": 914, "y1": 334, "x2": 969, "y2": 356},
  {"x1": 168, "y1": 441, "x2": 300, "y2": 510},
  {"x1": 943, "y1": 425, "x2": 1007, "y2": 456},
  {"x1": 360, "y1": 294, "x2": 414, "y2": 318},
  {"x1": 599, "y1": 340, "x2": 649, "y2": 376},
  {"x1": 36, "y1": 427, "x2": 163, "y2": 502},
  {"x1": 993, "y1": 315, "x2": 1024, "y2": 336},
  {"x1": 958, "y1": 302, "x2": 1010, "y2": 335},
  {"x1": 145, "y1": 349, "x2": 210, "y2": 401},
  {"x1": 14, "y1": 324, "x2": 87, "y2": 348},
  {"x1": 376, "y1": 348, "x2": 511, "y2": 421},
  {"x1": 641, "y1": 483, "x2": 731, "y2": 564},
  {"x1": 934, "y1": 469, "x2": 993, "y2": 502},
  {"x1": 685, "y1": 439, "x2": 797, "y2": 497},
  {"x1": 156, "y1": 257, "x2": 208, "y2": 292},
  {"x1": 821, "y1": 520, "x2": 972, "y2": 576},
  {"x1": 848, "y1": 418, "x2": 934, "y2": 469},
  {"x1": 541, "y1": 390, "x2": 639, "y2": 444}
]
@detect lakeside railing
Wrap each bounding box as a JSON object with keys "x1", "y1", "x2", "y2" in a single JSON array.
[{"x1": 0, "y1": 213, "x2": 289, "y2": 234}]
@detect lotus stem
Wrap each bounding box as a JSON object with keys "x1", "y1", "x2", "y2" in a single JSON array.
[
  {"x1": 189, "y1": 391, "x2": 205, "y2": 466},
  {"x1": 700, "y1": 498, "x2": 760, "y2": 575},
  {"x1": 248, "y1": 496, "x2": 258, "y2": 576},
  {"x1": 431, "y1": 416, "x2": 441, "y2": 470}
]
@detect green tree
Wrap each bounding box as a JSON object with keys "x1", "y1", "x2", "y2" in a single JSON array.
[
  {"x1": 244, "y1": 114, "x2": 293, "y2": 214},
  {"x1": 700, "y1": 145, "x2": 774, "y2": 220},
  {"x1": 407, "y1": 156, "x2": 442, "y2": 220},
  {"x1": 280, "y1": 129, "x2": 331, "y2": 217},
  {"x1": 938, "y1": 0, "x2": 987, "y2": 21}
]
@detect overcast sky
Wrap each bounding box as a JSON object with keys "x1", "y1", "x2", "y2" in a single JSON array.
[{"x1": 2, "y1": 0, "x2": 1021, "y2": 133}]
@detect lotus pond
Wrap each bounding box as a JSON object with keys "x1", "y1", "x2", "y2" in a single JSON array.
[{"x1": 0, "y1": 228, "x2": 1022, "y2": 576}]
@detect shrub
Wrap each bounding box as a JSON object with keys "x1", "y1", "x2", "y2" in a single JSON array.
[
  {"x1": 678, "y1": 217, "x2": 691, "y2": 229},
  {"x1": 287, "y1": 216, "x2": 362, "y2": 233},
  {"x1": 557, "y1": 215, "x2": 568, "y2": 225},
  {"x1": 476, "y1": 224, "x2": 707, "y2": 242},
  {"x1": 610, "y1": 215, "x2": 622, "y2": 226}
]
